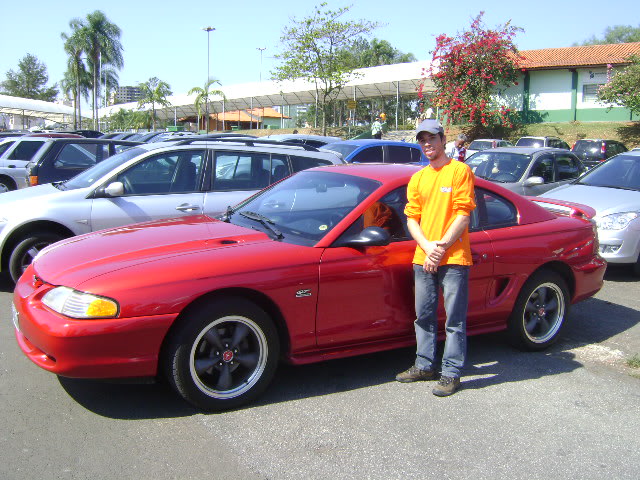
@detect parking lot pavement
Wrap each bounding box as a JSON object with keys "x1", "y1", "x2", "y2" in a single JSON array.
[{"x1": 1, "y1": 269, "x2": 638, "y2": 479}]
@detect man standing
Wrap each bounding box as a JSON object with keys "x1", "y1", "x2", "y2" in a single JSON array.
[
  {"x1": 371, "y1": 116, "x2": 383, "y2": 140},
  {"x1": 396, "y1": 119, "x2": 475, "y2": 396},
  {"x1": 445, "y1": 133, "x2": 468, "y2": 161}
]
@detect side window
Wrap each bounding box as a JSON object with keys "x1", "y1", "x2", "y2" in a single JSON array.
[
  {"x1": 213, "y1": 152, "x2": 269, "y2": 191},
  {"x1": 342, "y1": 187, "x2": 410, "y2": 242},
  {"x1": 54, "y1": 143, "x2": 108, "y2": 169},
  {"x1": 555, "y1": 154, "x2": 581, "y2": 180},
  {"x1": 269, "y1": 155, "x2": 290, "y2": 183},
  {"x1": 386, "y1": 145, "x2": 414, "y2": 164},
  {"x1": 529, "y1": 155, "x2": 555, "y2": 183},
  {"x1": 475, "y1": 187, "x2": 518, "y2": 229},
  {"x1": 0, "y1": 141, "x2": 15, "y2": 156},
  {"x1": 8, "y1": 141, "x2": 44, "y2": 160},
  {"x1": 117, "y1": 150, "x2": 204, "y2": 195},
  {"x1": 351, "y1": 145, "x2": 383, "y2": 163},
  {"x1": 290, "y1": 155, "x2": 332, "y2": 172}
]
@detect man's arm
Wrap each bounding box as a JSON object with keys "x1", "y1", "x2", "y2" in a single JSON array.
[
  {"x1": 436, "y1": 215, "x2": 470, "y2": 250},
  {"x1": 407, "y1": 217, "x2": 446, "y2": 273}
]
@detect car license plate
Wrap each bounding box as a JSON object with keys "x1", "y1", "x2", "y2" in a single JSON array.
[{"x1": 11, "y1": 303, "x2": 20, "y2": 333}]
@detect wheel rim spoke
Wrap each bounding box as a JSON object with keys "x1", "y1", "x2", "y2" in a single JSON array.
[
  {"x1": 216, "y1": 364, "x2": 232, "y2": 390},
  {"x1": 234, "y1": 352, "x2": 259, "y2": 369},
  {"x1": 231, "y1": 323, "x2": 250, "y2": 348},
  {"x1": 204, "y1": 328, "x2": 224, "y2": 350},
  {"x1": 537, "y1": 287, "x2": 548, "y2": 303},
  {"x1": 539, "y1": 316, "x2": 551, "y2": 334},
  {"x1": 195, "y1": 357, "x2": 217, "y2": 375},
  {"x1": 525, "y1": 316, "x2": 539, "y2": 333},
  {"x1": 546, "y1": 296, "x2": 558, "y2": 313}
]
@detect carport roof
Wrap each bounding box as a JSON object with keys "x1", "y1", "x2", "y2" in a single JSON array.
[
  {"x1": 98, "y1": 61, "x2": 433, "y2": 122},
  {"x1": 0, "y1": 94, "x2": 77, "y2": 123}
]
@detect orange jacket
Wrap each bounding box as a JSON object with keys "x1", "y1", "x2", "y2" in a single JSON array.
[{"x1": 404, "y1": 160, "x2": 476, "y2": 266}]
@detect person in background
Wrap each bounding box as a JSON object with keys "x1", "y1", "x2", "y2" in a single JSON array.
[
  {"x1": 396, "y1": 119, "x2": 476, "y2": 397},
  {"x1": 371, "y1": 116, "x2": 383, "y2": 140},
  {"x1": 445, "y1": 133, "x2": 468, "y2": 161}
]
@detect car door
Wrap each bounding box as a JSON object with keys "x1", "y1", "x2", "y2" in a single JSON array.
[
  {"x1": 349, "y1": 145, "x2": 383, "y2": 163},
  {"x1": 524, "y1": 154, "x2": 555, "y2": 195},
  {"x1": 89, "y1": 149, "x2": 206, "y2": 231},
  {"x1": 554, "y1": 153, "x2": 583, "y2": 186}
]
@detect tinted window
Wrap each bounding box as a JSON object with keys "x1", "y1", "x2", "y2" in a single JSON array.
[
  {"x1": 351, "y1": 145, "x2": 383, "y2": 163},
  {"x1": 530, "y1": 155, "x2": 555, "y2": 183},
  {"x1": 54, "y1": 143, "x2": 109, "y2": 169},
  {"x1": 572, "y1": 140, "x2": 601, "y2": 155},
  {"x1": 64, "y1": 147, "x2": 147, "y2": 189},
  {"x1": 213, "y1": 151, "x2": 270, "y2": 191},
  {"x1": 387, "y1": 145, "x2": 416, "y2": 164},
  {"x1": 515, "y1": 138, "x2": 543, "y2": 147},
  {"x1": 466, "y1": 151, "x2": 530, "y2": 182},
  {"x1": 476, "y1": 188, "x2": 518, "y2": 229},
  {"x1": 8, "y1": 141, "x2": 45, "y2": 160},
  {"x1": 321, "y1": 143, "x2": 358, "y2": 158},
  {"x1": 468, "y1": 140, "x2": 494, "y2": 150},
  {"x1": 290, "y1": 155, "x2": 333, "y2": 173},
  {"x1": 577, "y1": 155, "x2": 640, "y2": 191},
  {"x1": 117, "y1": 150, "x2": 204, "y2": 195},
  {"x1": 0, "y1": 141, "x2": 15, "y2": 156},
  {"x1": 555, "y1": 154, "x2": 582, "y2": 180}
]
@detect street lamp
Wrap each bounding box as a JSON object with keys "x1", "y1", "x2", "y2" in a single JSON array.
[
  {"x1": 257, "y1": 47, "x2": 266, "y2": 82},
  {"x1": 203, "y1": 26, "x2": 215, "y2": 132}
]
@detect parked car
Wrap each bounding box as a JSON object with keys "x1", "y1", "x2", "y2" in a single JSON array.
[
  {"x1": 541, "y1": 150, "x2": 640, "y2": 275},
  {"x1": 0, "y1": 138, "x2": 345, "y2": 281},
  {"x1": 321, "y1": 139, "x2": 425, "y2": 164},
  {"x1": 70, "y1": 130, "x2": 104, "y2": 138},
  {"x1": 25, "y1": 138, "x2": 142, "y2": 187},
  {"x1": 571, "y1": 139, "x2": 627, "y2": 168},
  {"x1": 515, "y1": 136, "x2": 570, "y2": 150},
  {"x1": 23, "y1": 132, "x2": 84, "y2": 138},
  {"x1": 0, "y1": 131, "x2": 27, "y2": 139},
  {"x1": 465, "y1": 147, "x2": 586, "y2": 196},
  {"x1": 12, "y1": 163, "x2": 605, "y2": 410},
  {"x1": 100, "y1": 132, "x2": 137, "y2": 140},
  {"x1": 0, "y1": 137, "x2": 52, "y2": 192},
  {"x1": 465, "y1": 138, "x2": 513, "y2": 158},
  {"x1": 265, "y1": 134, "x2": 342, "y2": 148}
]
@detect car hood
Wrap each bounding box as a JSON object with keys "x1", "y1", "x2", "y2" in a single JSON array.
[
  {"x1": 0, "y1": 183, "x2": 68, "y2": 205},
  {"x1": 543, "y1": 184, "x2": 640, "y2": 216},
  {"x1": 33, "y1": 215, "x2": 273, "y2": 286}
]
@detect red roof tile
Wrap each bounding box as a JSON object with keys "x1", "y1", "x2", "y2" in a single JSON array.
[{"x1": 520, "y1": 42, "x2": 640, "y2": 70}]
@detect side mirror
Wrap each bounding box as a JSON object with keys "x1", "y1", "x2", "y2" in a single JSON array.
[
  {"x1": 524, "y1": 176, "x2": 544, "y2": 186},
  {"x1": 103, "y1": 181, "x2": 125, "y2": 197},
  {"x1": 333, "y1": 226, "x2": 391, "y2": 248}
]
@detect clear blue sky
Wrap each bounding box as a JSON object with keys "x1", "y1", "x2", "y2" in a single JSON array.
[{"x1": 2, "y1": 0, "x2": 639, "y2": 97}]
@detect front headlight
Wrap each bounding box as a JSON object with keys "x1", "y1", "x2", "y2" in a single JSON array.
[
  {"x1": 42, "y1": 286, "x2": 119, "y2": 319},
  {"x1": 597, "y1": 212, "x2": 639, "y2": 231}
]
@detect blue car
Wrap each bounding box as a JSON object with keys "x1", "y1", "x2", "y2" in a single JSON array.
[{"x1": 321, "y1": 139, "x2": 426, "y2": 164}]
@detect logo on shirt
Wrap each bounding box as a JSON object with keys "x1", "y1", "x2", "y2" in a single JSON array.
[{"x1": 440, "y1": 186, "x2": 452, "y2": 193}]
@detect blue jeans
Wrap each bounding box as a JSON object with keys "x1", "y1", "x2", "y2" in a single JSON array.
[{"x1": 413, "y1": 263, "x2": 470, "y2": 378}]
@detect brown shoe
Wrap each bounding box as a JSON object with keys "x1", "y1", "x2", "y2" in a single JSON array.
[
  {"x1": 432, "y1": 376, "x2": 461, "y2": 396},
  {"x1": 396, "y1": 366, "x2": 436, "y2": 383}
]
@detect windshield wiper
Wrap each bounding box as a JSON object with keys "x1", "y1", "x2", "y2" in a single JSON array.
[
  {"x1": 239, "y1": 211, "x2": 284, "y2": 240},
  {"x1": 219, "y1": 205, "x2": 234, "y2": 222}
]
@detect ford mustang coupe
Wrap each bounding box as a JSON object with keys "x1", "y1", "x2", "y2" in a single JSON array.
[{"x1": 12, "y1": 164, "x2": 606, "y2": 410}]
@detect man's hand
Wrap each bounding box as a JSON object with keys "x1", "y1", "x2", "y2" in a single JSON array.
[{"x1": 423, "y1": 241, "x2": 445, "y2": 273}]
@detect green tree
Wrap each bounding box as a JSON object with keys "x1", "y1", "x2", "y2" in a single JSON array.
[
  {"x1": 273, "y1": 2, "x2": 378, "y2": 134},
  {"x1": 137, "y1": 77, "x2": 172, "y2": 130},
  {"x1": 597, "y1": 55, "x2": 640, "y2": 115},
  {"x1": 61, "y1": 23, "x2": 91, "y2": 129},
  {"x1": 342, "y1": 38, "x2": 416, "y2": 68},
  {"x1": 1, "y1": 53, "x2": 58, "y2": 101},
  {"x1": 425, "y1": 12, "x2": 522, "y2": 135},
  {"x1": 73, "y1": 10, "x2": 124, "y2": 129},
  {"x1": 188, "y1": 78, "x2": 225, "y2": 132},
  {"x1": 106, "y1": 108, "x2": 147, "y2": 131},
  {"x1": 577, "y1": 24, "x2": 640, "y2": 45}
]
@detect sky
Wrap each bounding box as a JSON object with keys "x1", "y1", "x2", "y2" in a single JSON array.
[{"x1": 2, "y1": 0, "x2": 639, "y2": 100}]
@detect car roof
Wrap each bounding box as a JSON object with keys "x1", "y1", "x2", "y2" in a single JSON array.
[
  {"x1": 324, "y1": 139, "x2": 420, "y2": 147},
  {"x1": 473, "y1": 146, "x2": 571, "y2": 155}
]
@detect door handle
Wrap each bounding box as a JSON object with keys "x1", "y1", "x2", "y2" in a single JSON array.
[
  {"x1": 176, "y1": 203, "x2": 200, "y2": 212},
  {"x1": 471, "y1": 252, "x2": 488, "y2": 263}
]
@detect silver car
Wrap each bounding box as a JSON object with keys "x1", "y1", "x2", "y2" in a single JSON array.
[
  {"x1": 0, "y1": 139, "x2": 344, "y2": 281},
  {"x1": 0, "y1": 137, "x2": 50, "y2": 191},
  {"x1": 465, "y1": 147, "x2": 586, "y2": 196},
  {"x1": 542, "y1": 150, "x2": 640, "y2": 275}
]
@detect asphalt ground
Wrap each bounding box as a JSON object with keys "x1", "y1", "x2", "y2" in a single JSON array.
[{"x1": 1, "y1": 267, "x2": 638, "y2": 480}]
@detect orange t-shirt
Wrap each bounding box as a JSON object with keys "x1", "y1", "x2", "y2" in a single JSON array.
[{"x1": 404, "y1": 160, "x2": 476, "y2": 266}]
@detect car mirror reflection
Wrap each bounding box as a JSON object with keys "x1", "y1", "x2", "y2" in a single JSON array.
[{"x1": 333, "y1": 226, "x2": 391, "y2": 248}]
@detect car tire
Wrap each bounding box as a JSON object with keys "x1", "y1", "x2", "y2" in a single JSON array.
[
  {"x1": 632, "y1": 256, "x2": 640, "y2": 277},
  {"x1": 0, "y1": 177, "x2": 16, "y2": 193},
  {"x1": 163, "y1": 297, "x2": 280, "y2": 411},
  {"x1": 507, "y1": 270, "x2": 570, "y2": 351},
  {"x1": 9, "y1": 233, "x2": 64, "y2": 282}
]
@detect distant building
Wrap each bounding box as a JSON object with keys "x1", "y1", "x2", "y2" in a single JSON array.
[{"x1": 113, "y1": 86, "x2": 142, "y2": 105}]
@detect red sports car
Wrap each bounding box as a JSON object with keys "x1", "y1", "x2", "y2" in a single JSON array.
[{"x1": 12, "y1": 164, "x2": 606, "y2": 410}]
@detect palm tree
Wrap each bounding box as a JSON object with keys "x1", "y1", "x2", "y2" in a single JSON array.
[
  {"x1": 61, "y1": 23, "x2": 91, "y2": 129},
  {"x1": 76, "y1": 11, "x2": 124, "y2": 129},
  {"x1": 137, "y1": 77, "x2": 172, "y2": 130},
  {"x1": 188, "y1": 78, "x2": 225, "y2": 132}
]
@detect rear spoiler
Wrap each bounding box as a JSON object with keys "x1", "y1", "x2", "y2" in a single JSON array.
[{"x1": 529, "y1": 197, "x2": 597, "y2": 219}]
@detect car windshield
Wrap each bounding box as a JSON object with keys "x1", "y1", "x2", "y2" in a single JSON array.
[
  {"x1": 230, "y1": 170, "x2": 381, "y2": 246},
  {"x1": 516, "y1": 138, "x2": 543, "y2": 147},
  {"x1": 321, "y1": 143, "x2": 359, "y2": 158},
  {"x1": 468, "y1": 140, "x2": 494, "y2": 150},
  {"x1": 575, "y1": 155, "x2": 640, "y2": 191},
  {"x1": 465, "y1": 151, "x2": 530, "y2": 182},
  {"x1": 62, "y1": 146, "x2": 147, "y2": 190}
]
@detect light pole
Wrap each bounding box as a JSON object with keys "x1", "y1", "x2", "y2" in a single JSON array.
[
  {"x1": 257, "y1": 47, "x2": 266, "y2": 82},
  {"x1": 203, "y1": 26, "x2": 215, "y2": 132}
]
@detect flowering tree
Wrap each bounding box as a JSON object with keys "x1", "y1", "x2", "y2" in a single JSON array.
[
  {"x1": 420, "y1": 13, "x2": 523, "y2": 132},
  {"x1": 598, "y1": 56, "x2": 640, "y2": 116}
]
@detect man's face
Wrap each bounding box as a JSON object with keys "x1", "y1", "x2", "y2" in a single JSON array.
[{"x1": 417, "y1": 132, "x2": 446, "y2": 160}]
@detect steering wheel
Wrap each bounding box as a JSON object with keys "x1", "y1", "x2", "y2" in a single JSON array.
[{"x1": 121, "y1": 176, "x2": 136, "y2": 194}]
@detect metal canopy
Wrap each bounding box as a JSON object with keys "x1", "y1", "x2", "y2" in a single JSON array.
[
  {"x1": 98, "y1": 61, "x2": 433, "y2": 121},
  {"x1": 0, "y1": 94, "x2": 77, "y2": 124}
]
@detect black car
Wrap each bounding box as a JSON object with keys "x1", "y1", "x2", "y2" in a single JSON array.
[
  {"x1": 25, "y1": 138, "x2": 142, "y2": 187},
  {"x1": 70, "y1": 129, "x2": 104, "y2": 138},
  {"x1": 515, "y1": 136, "x2": 570, "y2": 150},
  {"x1": 571, "y1": 139, "x2": 628, "y2": 168}
]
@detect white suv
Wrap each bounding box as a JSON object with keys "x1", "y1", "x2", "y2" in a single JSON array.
[{"x1": 0, "y1": 138, "x2": 344, "y2": 281}]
